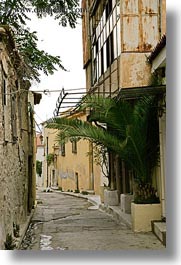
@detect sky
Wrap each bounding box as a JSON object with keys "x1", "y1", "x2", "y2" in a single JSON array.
[{"x1": 27, "y1": 13, "x2": 86, "y2": 128}]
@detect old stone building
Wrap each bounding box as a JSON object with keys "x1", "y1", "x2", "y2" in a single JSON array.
[{"x1": 0, "y1": 26, "x2": 41, "y2": 249}]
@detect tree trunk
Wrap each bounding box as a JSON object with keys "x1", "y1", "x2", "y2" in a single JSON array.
[{"x1": 109, "y1": 152, "x2": 115, "y2": 190}]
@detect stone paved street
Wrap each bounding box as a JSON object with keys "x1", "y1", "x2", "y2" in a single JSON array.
[{"x1": 20, "y1": 190, "x2": 165, "y2": 250}]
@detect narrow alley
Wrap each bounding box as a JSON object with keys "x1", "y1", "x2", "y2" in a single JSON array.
[{"x1": 20, "y1": 190, "x2": 164, "y2": 250}]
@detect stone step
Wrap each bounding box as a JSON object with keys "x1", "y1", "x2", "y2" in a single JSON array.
[{"x1": 151, "y1": 221, "x2": 166, "y2": 246}]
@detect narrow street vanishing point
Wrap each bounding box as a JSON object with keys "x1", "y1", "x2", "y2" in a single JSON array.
[{"x1": 20, "y1": 190, "x2": 164, "y2": 250}]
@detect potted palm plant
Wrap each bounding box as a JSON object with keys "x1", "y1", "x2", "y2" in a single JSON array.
[{"x1": 124, "y1": 97, "x2": 161, "y2": 232}]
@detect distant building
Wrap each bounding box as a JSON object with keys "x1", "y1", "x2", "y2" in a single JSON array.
[
  {"x1": 42, "y1": 110, "x2": 104, "y2": 197},
  {"x1": 0, "y1": 26, "x2": 41, "y2": 249},
  {"x1": 36, "y1": 133, "x2": 44, "y2": 187}
]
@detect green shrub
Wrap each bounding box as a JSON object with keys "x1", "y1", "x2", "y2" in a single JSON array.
[{"x1": 36, "y1": 160, "x2": 42, "y2": 177}]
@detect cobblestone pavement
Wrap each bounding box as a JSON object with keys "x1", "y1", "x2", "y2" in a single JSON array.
[{"x1": 20, "y1": 190, "x2": 165, "y2": 250}]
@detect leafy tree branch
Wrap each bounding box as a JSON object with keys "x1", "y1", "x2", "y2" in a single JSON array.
[{"x1": 0, "y1": 0, "x2": 80, "y2": 81}]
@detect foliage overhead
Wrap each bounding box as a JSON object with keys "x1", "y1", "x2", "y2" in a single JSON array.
[{"x1": 0, "y1": 0, "x2": 80, "y2": 81}]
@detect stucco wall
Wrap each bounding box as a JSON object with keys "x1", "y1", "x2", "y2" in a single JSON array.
[
  {"x1": 42, "y1": 113, "x2": 102, "y2": 195},
  {"x1": 57, "y1": 139, "x2": 90, "y2": 192}
]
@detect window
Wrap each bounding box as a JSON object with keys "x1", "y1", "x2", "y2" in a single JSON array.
[
  {"x1": 103, "y1": 44, "x2": 107, "y2": 72},
  {"x1": 101, "y1": 47, "x2": 104, "y2": 75},
  {"x1": 106, "y1": 38, "x2": 110, "y2": 68},
  {"x1": 98, "y1": 51, "x2": 101, "y2": 78},
  {"x1": 61, "y1": 143, "x2": 65, "y2": 156},
  {"x1": 96, "y1": 39, "x2": 99, "y2": 53},
  {"x1": 91, "y1": 0, "x2": 120, "y2": 84},
  {"x1": 106, "y1": 0, "x2": 113, "y2": 20},
  {"x1": 92, "y1": 58, "x2": 97, "y2": 84},
  {"x1": 72, "y1": 140, "x2": 77, "y2": 154},
  {"x1": 113, "y1": 26, "x2": 117, "y2": 58},
  {"x1": 110, "y1": 31, "x2": 114, "y2": 64},
  {"x1": 75, "y1": 172, "x2": 79, "y2": 190},
  {"x1": 3, "y1": 78, "x2": 7, "y2": 106}
]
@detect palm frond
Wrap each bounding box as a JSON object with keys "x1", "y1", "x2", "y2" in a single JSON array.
[
  {"x1": 79, "y1": 95, "x2": 133, "y2": 138},
  {"x1": 46, "y1": 117, "x2": 125, "y2": 155}
]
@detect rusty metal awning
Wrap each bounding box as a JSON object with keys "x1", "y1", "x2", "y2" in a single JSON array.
[
  {"x1": 53, "y1": 85, "x2": 166, "y2": 117},
  {"x1": 117, "y1": 85, "x2": 166, "y2": 100}
]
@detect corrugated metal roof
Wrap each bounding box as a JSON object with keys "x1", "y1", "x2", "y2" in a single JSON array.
[
  {"x1": 148, "y1": 34, "x2": 166, "y2": 63},
  {"x1": 117, "y1": 85, "x2": 166, "y2": 100}
]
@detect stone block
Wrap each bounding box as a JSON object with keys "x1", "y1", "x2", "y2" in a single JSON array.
[
  {"x1": 104, "y1": 190, "x2": 119, "y2": 206},
  {"x1": 131, "y1": 202, "x2": 161, "y2": 232},
  {"x1": 120, "y1": 194, "x2": 134, "y2": 214}
]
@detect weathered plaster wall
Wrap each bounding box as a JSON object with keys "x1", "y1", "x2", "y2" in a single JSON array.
[
  {"x1": 120, "y1": 53, "x2": 151, "y2": 88},
  {"x1": 0, "y1": 30, "x2": 33, "y2": 249},
  {"x1": 57, "y1": 139, "x2": 90, "y2": 192}
]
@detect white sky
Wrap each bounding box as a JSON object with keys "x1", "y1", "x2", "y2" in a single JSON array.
[{"x1": 27, "y1": 14, "x2": 86, "y2": 126}]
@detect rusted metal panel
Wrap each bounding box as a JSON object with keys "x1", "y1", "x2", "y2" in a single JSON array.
[
  {"x1": 82, "y1": 0, "x2": 91, "y2": 68},
  {"x1": 141, "y1": 0, "x2": 159, "y2": 14},
  {"x1": 142, "y1": 15, "x2": 160, "y2": 50},
  {"x1": 122, "y1": 0, "x2": 160, "y2": 52},
  {"x1": 122, "y1": 16, "x2": 139, "y2": 51},
  {"x1": 122, "y1": 0, "x2": 139, "y2": 15}
]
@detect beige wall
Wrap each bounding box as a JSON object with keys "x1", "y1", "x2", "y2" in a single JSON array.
[
  {"x1": 57, "y1": 139, "x2": 90, "y2": 192},
  {"x1": 42, "y1": 112, "x2": 102, "y2": 195}
]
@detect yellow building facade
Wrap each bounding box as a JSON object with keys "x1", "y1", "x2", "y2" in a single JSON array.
[{"x1": 42, "y1": 111, "x2": 103, "y2": 196}]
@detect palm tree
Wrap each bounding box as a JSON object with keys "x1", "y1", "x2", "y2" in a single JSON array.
[{"x1": 46, "y1": 95, "x2": 160, "y2": 203}]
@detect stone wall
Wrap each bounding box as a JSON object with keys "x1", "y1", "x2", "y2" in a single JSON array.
[{"x1": 0, "y1": 27, "x2": 34, "y2": 249}]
